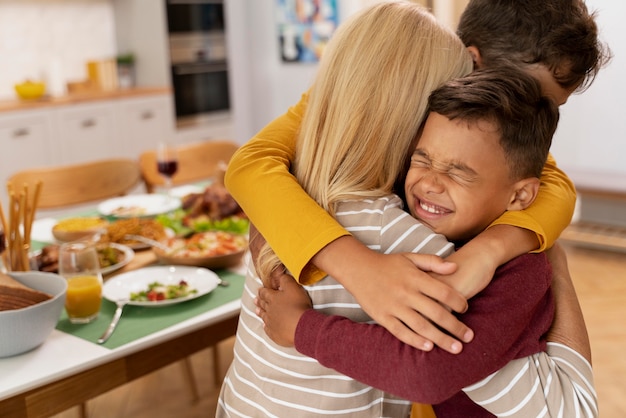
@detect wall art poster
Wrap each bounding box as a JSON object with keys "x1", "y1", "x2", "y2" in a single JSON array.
[{"x1": 276, "y1": 0, "x2": 338, "y2": 63}]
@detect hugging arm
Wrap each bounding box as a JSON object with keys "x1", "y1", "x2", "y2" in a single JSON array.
[
  {"x1": 257, "y1": 254, "x2": 552, "y2": 407},
  {"x1": 258, "y1": 252, "x2": 597, "y2": 417}
]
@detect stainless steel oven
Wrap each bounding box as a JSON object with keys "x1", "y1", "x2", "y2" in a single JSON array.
[
  {"x1": 171, "y1": 60, "x2": 230, "y2": 118},
  {"x1": 165, "y1": 0, "x2": 230, "y2": 126}
]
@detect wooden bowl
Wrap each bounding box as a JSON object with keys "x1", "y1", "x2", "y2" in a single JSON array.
[{"x1": 52, "y1": 217, "x2": 109, "y2": 242}]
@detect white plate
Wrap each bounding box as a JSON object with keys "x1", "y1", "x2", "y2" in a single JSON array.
[
  {"x1": 102, "y1": 265, "x2": 220, "y2": 307},
  {"x1": 100, "y1": 243, "x2": 135, "y2": 276},
  {"x1": 97, "y1": 194, "x2": 181, "y2": 218},
  {"x1": 169, "y1": 184, "x2": 204, "y2": 199}
]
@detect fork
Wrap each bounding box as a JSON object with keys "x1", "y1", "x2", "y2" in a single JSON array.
[{"x1": 97, "y1": 298, "x2": 128, "y2": 344}]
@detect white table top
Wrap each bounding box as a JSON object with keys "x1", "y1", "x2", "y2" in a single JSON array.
[
  {"x1": 0, "y1": 193, "x2": 246, "y2": 401},
  {"x1": 0, "y1": 298, "x2": 240, "y2": 400}
]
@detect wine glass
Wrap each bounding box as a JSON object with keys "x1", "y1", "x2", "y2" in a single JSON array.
[
  {"x1": 58, "y1": 241, "x2": 103, "y2": 324},
  {"x1": 156, "y1": 142, "x2": 179, "y2": 198}
]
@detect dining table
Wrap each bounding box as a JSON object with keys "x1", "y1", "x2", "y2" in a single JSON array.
[{"x1": 0, "y1": 194, "x2": 247, "y2": 418}]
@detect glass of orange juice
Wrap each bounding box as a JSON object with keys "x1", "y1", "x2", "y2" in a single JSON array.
[{"x1": 58, "y1": 241, "x2": 103, "y2": 324}]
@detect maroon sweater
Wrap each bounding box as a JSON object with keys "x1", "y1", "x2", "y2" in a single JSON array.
[{"x1": 294, "y1": 253, "x2": 554, "y2": 417}]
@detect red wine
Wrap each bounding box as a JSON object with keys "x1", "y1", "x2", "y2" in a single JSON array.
[{"x1": 157, "y1": 160, "x2": 178, "y2": 177}]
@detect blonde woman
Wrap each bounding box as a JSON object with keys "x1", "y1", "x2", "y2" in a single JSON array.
[{"x1": 217, "y1": 2, "x2": 472, "y2": 416}]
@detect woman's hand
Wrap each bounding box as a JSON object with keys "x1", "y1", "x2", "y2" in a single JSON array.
[{"x1": 256, "y1": 274, "x2": 312, "y2": 347}]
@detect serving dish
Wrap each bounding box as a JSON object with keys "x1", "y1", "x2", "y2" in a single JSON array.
[
  {"x1": 32, "y1": 243, "x2": 134, "y2": 275},
  {"x1": 98, "y1": 194, "x2": 181, "y2": 218},
  {"x1": 52, "y1": 217, "x2": 109, "y2": 242},
  {"x1": 103, "y1": 218, "x2": 170, "y2": 250},
  {"x1": 152, "y1": 231, "x2": 248, "y2": 270},
  {"x1": 102, "y1": 265, "x2": 220, "y2": 307}
]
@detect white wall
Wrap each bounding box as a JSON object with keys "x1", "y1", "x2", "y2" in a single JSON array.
[
  {"x1": 550, "y1": 0, "x2": 626, "y2": 192},
  {"x1": 0, "y1": 0, "x2": 116, "y2": 100},
  {"x1": 226, "y1": 0, "x2": 389, "y2": 143}
]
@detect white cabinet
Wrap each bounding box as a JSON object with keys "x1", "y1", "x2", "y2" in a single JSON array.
[
  {"x1": 0, "y1": 110, "x2": 56, "y2": 208},
  {"x1": 175, "y1": 113, "x2": 234, "y2": 145},
  {"x1": 55, "y1": 101, "x2": 119, "y2": 164},
  {"x1": 0, "y1": 91, "x2": 176, "y2": 209},
  {"x1": 114, "y1": 95, "x2": 176, "y2": 157}
]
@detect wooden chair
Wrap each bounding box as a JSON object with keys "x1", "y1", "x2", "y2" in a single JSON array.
[
  {"x1": 7, "y1": 159, "x2": 141, "y2": 209},
  {"x1": 139, "y1": 139, "x2": 239, "y2": 193}
]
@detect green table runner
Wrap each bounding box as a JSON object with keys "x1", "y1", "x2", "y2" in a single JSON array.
[{"x1": 55, "y1": 269, "x2": 244, "y2": 349}]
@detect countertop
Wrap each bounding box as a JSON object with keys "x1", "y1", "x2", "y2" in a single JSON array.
[{"x1": 0, "y1": 87, "x2": 171, "y2": 113}]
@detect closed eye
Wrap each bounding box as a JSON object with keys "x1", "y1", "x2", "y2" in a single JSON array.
[{"x1": 410, "y1": 149, "x2": 431, "y2": 168}]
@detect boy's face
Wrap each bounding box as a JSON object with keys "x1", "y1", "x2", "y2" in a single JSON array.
[{"x1": 404, "y1": 112, "x2": 518, "y2": 243}]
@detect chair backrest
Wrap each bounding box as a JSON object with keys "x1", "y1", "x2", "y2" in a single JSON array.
[
  {"x1": 139, "y1": 139, "x2": 239, "y2": 193},
  {"x1": 7, "y1": 159, "x2": 142, "y2": 209}
]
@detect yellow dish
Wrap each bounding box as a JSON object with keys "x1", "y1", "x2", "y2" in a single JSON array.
[
  {"x1": 52, "y1": 217, "x2": 109, "y2": 242},
  {"x1": 14, "y1": 81, "x2": 46, "y2": 100}
]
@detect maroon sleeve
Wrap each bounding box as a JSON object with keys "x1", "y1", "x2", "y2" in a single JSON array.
[{"x1": 294, "y1": 253, "x2": 554, "y2": 404}]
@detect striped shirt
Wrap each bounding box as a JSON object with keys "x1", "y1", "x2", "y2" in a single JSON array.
[
  {"x1": 216, "y1": 196, "x2": 453, "y2": 417},
  {"x1": 464, "y1": 342, "x2": 598, "y2": 417},
  {"x1": 217, "y1": 195, "x2": 598, "y2": 417}
]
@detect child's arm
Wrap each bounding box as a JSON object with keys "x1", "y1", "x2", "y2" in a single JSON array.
[
  {"x1": 256, "y1": 260, "x2": 597, "y2": 417},
  {"x1": 434, "y1": 154, "x2": 576, "y2": 299},
  {"x1": 256, "y1": 254, "x2": 553, "y2": 405}
]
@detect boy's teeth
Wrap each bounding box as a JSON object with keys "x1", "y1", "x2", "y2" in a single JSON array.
[{"x1": 420, "y1": 201, "x2": 443, "y2": 214}]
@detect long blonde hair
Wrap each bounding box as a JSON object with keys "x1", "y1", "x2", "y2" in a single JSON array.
[{"x1": 258, "y1": 1, "x2": 472, "y2": 282}]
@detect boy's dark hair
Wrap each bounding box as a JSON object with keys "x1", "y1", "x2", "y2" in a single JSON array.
[
  {"x1": 457, "y1": 0, "x2": 611, "y2": 92},
  {"x1": 427, "y1": 67, "x2": 559, "y2": 180}
]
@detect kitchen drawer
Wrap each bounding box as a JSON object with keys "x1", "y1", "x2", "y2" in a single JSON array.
[
  {"x1": 115, "y1": 95, "x2": 175, "y2": 157},
  {"x1": 55, "y1": 102, "x2": 121, "y2": 164},
  {"x1": 0, "y1": 110, "x2": 56, "y2": 207}
]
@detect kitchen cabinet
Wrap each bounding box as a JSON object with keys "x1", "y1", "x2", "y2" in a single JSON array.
[
  {"x1": 0, "y1": 90, "x2": 176, "y2": 209},
  {"x1": 55, "y1": 101, "x2": 119, "y2": 164},
  {"x1": 175, "y1": 113, "x2": 234, "y2": 145},
  {"x1": 0, "y1": 109, "x2": 56, "y2": 189},
  {"x1": 114, "y1": 95, "x2": 175, "y2": 157}
]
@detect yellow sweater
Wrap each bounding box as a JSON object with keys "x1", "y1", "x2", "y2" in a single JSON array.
[{"x1": 225, "y1": 92, "x2": 576, "y2": 284}]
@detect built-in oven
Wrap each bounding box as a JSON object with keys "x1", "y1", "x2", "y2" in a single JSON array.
[
  {"x1": 171, "y1": 60, "x2": 230, "y2": 119},
  {"x1": 165, "y1": 0, "x2": 230, "y2": 127}
]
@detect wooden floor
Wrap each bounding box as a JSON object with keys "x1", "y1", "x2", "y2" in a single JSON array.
[{"x1": 52, "y1": 243, "x2": 626, "y2": 418}]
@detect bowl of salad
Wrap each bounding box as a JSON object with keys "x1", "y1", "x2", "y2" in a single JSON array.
[{"x1": 152, "y1": 231, "x2": 248, "y2": 270}]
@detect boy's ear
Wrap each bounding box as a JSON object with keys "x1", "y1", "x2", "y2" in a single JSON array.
[
  {"x1": 507, "y1": 178, "x2": 541, "y2": 211},
  {"x1": 466, "y1": 45, "x2": 483, "y2": 69}
]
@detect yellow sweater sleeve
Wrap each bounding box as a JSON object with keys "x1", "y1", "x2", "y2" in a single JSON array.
[
  {"x1": 224, "y1": 92, "x2": 349, "y2": 284},
  {"x1": 489, "y1": 153, "x2": 576, "y2": 252}
]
